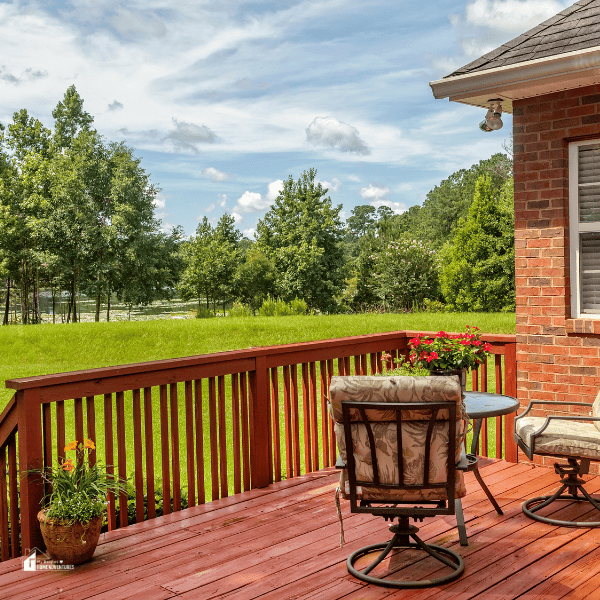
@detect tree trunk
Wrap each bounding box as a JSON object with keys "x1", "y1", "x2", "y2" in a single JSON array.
[
  {"x1": 3, "y1": 279, "x2": 10, "y2": 325},
  {"x1": 106, "y1": 290, "x2": 111, "y2": 322},
  {"x1": 95, "y1": 274, "x2": 101, "y2": 322},
  {"x1": 21, "y1": 279, "x2": 28, "y2": 325},
  {"x1": 51, "y1": 286, "x2": 56, "y2": 324},
  {"x1": 95, "y1": 293, "x2": 101, "y2": 322},
  {"x1": 71, "y1": 276, "x2": 77, "y2": 323}
]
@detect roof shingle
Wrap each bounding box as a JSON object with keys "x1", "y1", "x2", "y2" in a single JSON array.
[{"x1": 448, "y1": 0, "x2": 600, "y2": 77}]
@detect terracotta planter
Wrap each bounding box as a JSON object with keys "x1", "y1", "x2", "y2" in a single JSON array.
[{"x1": 37, "y1": 510, "x2": 103, "y2": 565}]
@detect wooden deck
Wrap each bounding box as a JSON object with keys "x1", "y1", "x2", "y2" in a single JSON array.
[{"x1": 3, "y1": 458, "x2": 600, "y2": 600}]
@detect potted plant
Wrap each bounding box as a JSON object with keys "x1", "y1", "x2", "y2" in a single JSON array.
[
  {"x1": 405, "y1": 326, "x2": 492, "y2": 391},
  {"x1": 32, "y1": 439, "x2": 126, "y2": 565}
]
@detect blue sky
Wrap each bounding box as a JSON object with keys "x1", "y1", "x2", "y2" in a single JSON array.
[{"x1": 0, "y1": 0, "x2": 571, "y2": 237}]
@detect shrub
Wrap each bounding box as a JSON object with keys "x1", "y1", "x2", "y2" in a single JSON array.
[
  {"x1": 229, "y1": 302, "x2": 253, "y2": 317},
  {"x1": 194, "y1": 307, "x2": 214, "y2": 319},
  {"x1": 258, "y1": 295, "x2": 307, "y2": 316},
  {"x1": 289, "y1": 297, "x2": 307, "y2": 315}
]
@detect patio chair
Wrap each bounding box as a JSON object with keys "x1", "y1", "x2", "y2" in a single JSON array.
[
  {"x1": 329, "y1": 375, "x2": 468, "y2": 588},
  {"x1": 514, "y1": 394, "x2": 600, "y2": 527}
]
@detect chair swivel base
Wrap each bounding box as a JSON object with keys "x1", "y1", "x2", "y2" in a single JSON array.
[
  {"x1": 522, "y1": 460, "x2": 600, "y2": 527},
  {"x1": 523, "y1": 491, "x2": 600, "y2": 527},
  {"x1": 346, "y1": 522, "x2": 464, "y2": 588}
]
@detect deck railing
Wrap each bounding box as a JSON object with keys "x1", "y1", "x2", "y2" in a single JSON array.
[{"x1": 0, "y1": 330, "x2": 517, "y2": 561}]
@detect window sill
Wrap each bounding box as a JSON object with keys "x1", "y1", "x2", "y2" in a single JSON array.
[{"x1": 566, "y1": 318, "x2": 600, "y2": 335}]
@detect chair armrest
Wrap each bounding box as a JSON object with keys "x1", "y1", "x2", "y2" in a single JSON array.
[
  {"x1": 335, "y1": 455, "x2": 346, "y2": 470},
  {"x1": 526, "y1": 414, "x2": 600, "y2": 446},
  {"x1": 515, "y1": 400, "x2": 593, "y2": 423}
]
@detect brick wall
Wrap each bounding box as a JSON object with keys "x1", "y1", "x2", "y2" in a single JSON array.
[{"x1": 513, "y1": 83, "x2": 600, "y2": 469}]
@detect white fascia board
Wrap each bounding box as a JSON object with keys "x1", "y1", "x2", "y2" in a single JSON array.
[{"x1": 430, "y1": 46, "x2": 600, "y2": 111}]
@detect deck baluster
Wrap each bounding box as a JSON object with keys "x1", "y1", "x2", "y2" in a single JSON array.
[
  {"x1": 104, "y1": 393, "x2": 116, "y2": 530},
  {"x1": 194, "y1": 380, "x2": 206, "y2": 504},
  {"x1": 170, "y1": 383, "x2": 182, "y2": 511},
  {"x1": 132, "y1": 389, "x2": 144, "y2": 522},
  {"x1": 143, "y1": 387, "x2": 156, "y2": 519},
  {"x1": 184, "y1": 380, "x2": 196, "y2": 507}
]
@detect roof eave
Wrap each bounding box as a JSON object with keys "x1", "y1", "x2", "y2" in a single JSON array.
[{"x1": 429, "y1": 46, "x2": 600, "y2": 113}]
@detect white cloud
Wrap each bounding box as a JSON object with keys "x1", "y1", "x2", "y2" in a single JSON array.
[
  {"x1": 164, "y1": 118, "x2": 217, "y2": 153},
  {"x1": 108, "y1": 100, "x2": 123, "y2": 111},
  {"x1": 306, "y1": 117, "x2": 370, "y2": 155},
  {"x1": 347, "y1": 174, "x2": 361, "y2": 183},
  {"x1": 359, "y1": 183, "x2": 390, "y2": 203},
  {"x1": 202, "y1": 167, "x2": 232, "y2": 182},
  {"x1": 371, "y1": 200, "x2": 409, "y2": 215},
  {"x1": 266, "y1": 179, "x2": 283, "y2": 202},
  {"x1": 318, "y1": 177, "x2": 341, "y2": 192},
  {"x1": 153, "y1": 192, "x2": 166, "y2": 210},
  {"x1": 243, "y1": 227, "x2": 256, "y2": 239},
  {"x1": 234, "y1": 191, "x2": 267, "y2": 213},
  {"x1": 232, "y1": 179, "x2": 283, "y2": 215},
  {"x1": 232, "y1": 211, "x2": 243, "y2": 224},
  {"x1": 159, "y1": 221, "x2": 176, "y2": 233},
  {"x1": 0, "y1": 65, "x2": 48, "y2": 85},
  {"x1": 464, "y1": 0, "x2": 566, "y2": 33}
]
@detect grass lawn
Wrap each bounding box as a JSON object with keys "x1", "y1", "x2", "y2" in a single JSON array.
[
  {"x1": 1, "y1": 312, "x2": 515, "y2": 409},
  {"x1": 1, "y1": 312, "x2": 516, "y2": 505}
]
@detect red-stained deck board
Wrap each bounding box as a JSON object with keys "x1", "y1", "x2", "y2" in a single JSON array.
[{"x1": 4, "y1": 460, "x2": 600, "y2": 600}]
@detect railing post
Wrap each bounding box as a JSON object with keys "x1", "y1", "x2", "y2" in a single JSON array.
[
  {"x1": 249, "y1": 355, "x2": 271, "y2": 488},
  {"x1": 16, "y1": 389, "x2": 45, "y2": 554},
  {"x1": 504, "y1": 341, "x2": 518, "y2": 463}
]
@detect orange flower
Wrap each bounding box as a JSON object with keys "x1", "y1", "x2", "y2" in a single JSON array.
[
  {"x1": 84, "y1": 439, "x2": 96, "y2": 450},
  {"x1": 64, "y1": 440, "x2": 78, "y2": 452},
  {"x1": 61, "y1": 459, "x2": 74, "y2": 472}
]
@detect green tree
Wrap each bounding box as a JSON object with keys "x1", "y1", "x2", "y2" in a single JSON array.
[
  {"x1": 417, "y1": 153, "x2": 512, "y2": 248},
  {"x1": 0, "y1": 87, "x2": 180, "y2": 324},
  {"x1": 0, "y1": 110, "x2": 53, "y2": 323},
  {"x1": 373, "y1": 237, "x2": 440, "y2": 311},
  {"x1": 179, "y1": 215, "x2": 241, "y2": 314},
  {"x1": 440, "y1": 175, "x2": 514, "y2": 311},
  {"x1": 232, "y1": 246, "x2": 276, "y2": 314},
  {"x1": 256, "y1": 169, "x2": 344, "y2": 313}
]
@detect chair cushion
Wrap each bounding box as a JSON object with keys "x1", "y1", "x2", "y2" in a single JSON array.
[
  {"x1": 328, "y1": 375, "x2": 465, "y2": 423},
  {"x1": 516, "y1": 416, "x2": 600, "y2": 460}
]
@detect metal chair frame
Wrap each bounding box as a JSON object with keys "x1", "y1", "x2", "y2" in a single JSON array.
[
  {"x1": 514, "y1": 400, "x2": 600, "y2": 527},
  {"x1": 339, "y1": 399, "x2": 464, "y2": 588}
]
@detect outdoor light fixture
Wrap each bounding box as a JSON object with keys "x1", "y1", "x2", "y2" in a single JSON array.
[{"x1": 479, "y1": 100, "x2": 503, "y2": 132}]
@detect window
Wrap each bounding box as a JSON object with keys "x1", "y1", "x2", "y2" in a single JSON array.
[{"x1": 569, "y1": 140, "x2": 600, "y2": 318}]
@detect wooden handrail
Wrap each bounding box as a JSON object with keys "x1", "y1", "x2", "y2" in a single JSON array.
[{"x1": 0, "y1": 329, "x2": 518, "y2": 561}]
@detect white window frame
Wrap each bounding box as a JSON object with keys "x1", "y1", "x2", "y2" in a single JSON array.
[{"x1": 569, "y1": 139, "x2": 600, "y2": 319}]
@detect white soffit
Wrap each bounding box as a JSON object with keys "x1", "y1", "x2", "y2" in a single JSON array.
[{"x1": 429, "y1": 46, "x2": 600, "y2": 114}]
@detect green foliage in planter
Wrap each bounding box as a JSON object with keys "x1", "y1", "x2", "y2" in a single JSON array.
[{"x1": 30, "y1": 440, "x2": 127, "y2": 525}]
